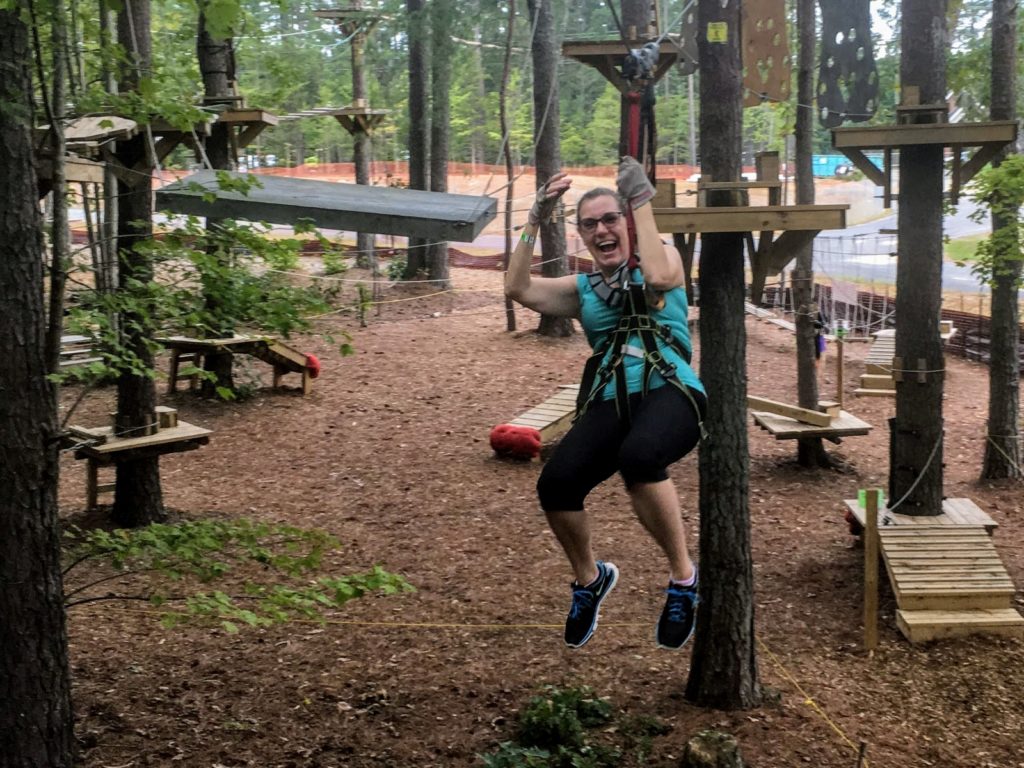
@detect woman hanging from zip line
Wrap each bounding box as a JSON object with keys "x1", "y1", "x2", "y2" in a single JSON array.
[{"x1": 504, "y1": 157, "x2": 707, "y2": 650}]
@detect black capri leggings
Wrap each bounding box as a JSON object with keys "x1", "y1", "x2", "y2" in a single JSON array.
[{"x1": 537, "y1": 384, "x2": 706, "y2": 513}]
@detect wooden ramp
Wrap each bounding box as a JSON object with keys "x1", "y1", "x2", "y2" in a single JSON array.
[
  {"x1": 507, "y1": 384, "x2": 580, "y2": 445},
  {"x1": 157, "y1": 335, "x2": 316, "y2": 395},
  {"x1": 845, "y1": 499, "x2": 1024, "y2": 642},
  {"x1": 856, "y1": 329, "x2": 896, "y2": 397}
]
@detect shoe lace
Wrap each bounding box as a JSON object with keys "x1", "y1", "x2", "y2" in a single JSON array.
[
  {"x1": 569, "y1": 586, "x2": 596, "y2": 619},
  {"x1": 664, "y1": 585, "x2": 695, "y2": 623}
]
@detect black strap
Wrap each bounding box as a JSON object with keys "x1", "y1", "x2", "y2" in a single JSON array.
[{"x1": 576, "y1": 274, "x2": 703, "y2": 440}]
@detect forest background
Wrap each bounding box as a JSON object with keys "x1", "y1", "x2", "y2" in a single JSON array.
[{"x1": 131, "y1": 0, "x2": 1009, "y2": 176}]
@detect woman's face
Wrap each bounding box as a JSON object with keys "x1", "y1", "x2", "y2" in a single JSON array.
[{"x1": 578, "y1": 194, "x2": 629, "y2": 277}]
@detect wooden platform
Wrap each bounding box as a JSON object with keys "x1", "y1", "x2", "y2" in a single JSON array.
[
  {"x1": 68, "y1": 419, "x2": 212, "y2": 509},
  {"x1": 751, "y1": 410, "x2": 871, "y2": 441},
  {"x1": 157, "y1": 335, "x2": 315, "y2": 395},
  {"x1": 845, "y1": 497, "x2": 999, "y2": 533},
  {"x1": 507, "y1": 384, "x2": 580, "y2": 445},
  {"x1": 845, "y1": 498, "x2": 1022, "y2": 642}
]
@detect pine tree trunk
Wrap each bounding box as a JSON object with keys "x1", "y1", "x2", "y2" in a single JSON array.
[
  {"x1": 428, "y1": 0, "x2": 451, "y2": 288},
  {"x1": 529, "y1": 0, "x2": 573, "y2": 338},
  {"x1": 686, "y1": 0, "x2": 761, "y2": 710},
  {"x1": 891, "y1": 0, "x2": 948, "y2": 513},
  {"x1": 196, "y1": 12, "x2": 236, "y2": 395},
  {"x1": 0, "y1": 6, "x2": 75, "y2": 762},
  {"x1": 794, "y1": 0, "x2": 828, "y2": 467},
  {"x1": 404, "y1": 0, "x2": 430, "y2": 279},
  {"x1": 114, "y1": 0, "x2": 165, "y2": 526},
  {"x1": 982, "y1": 0, "x2": 1021, "y2": 480},
  {"x1": 352, "y1": 22, "x2": 376, "y2": 272}
]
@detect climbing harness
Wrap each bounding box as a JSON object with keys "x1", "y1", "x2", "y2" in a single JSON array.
[{"x1": 576, "y1": 269, "x2": 707, "y2": 441}]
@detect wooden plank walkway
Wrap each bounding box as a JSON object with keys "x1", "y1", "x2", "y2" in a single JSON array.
[
  {"x1": 507, "y1": 384, "x2": 580, "y2": 444},
  {"x1": 844, "y1": 498, "x2": 1023, "y2": 641},
  {"x1": 157, "y1": 335, "x2": 315, "y2": 395}
]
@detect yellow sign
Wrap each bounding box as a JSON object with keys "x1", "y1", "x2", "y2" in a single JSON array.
[{"x1": 707, "y1": 22, "x2": 728, "y2": 43}]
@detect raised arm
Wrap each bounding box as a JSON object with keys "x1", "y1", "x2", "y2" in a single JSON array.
[
  {"x1": 504, "y1": 172, "x2": 581, "y2": 318},
  {"x1": 617, "y1": 157, "x2": 684, "y2": 291}
]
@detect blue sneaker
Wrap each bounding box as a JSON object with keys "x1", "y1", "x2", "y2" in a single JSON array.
[
  {"x1": 656, "y1": 571, "x2": 699, "y2": 650},
  {"x1": 564, "y1": 561, "x2": 619, "y2": 648}
]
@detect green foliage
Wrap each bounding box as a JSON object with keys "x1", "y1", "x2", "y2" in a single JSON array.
[
  {"x1": 386, "y1": 255, "x2": 407, "y2": 281},
  {"x1": 965, "y1": 154, "x2": 1024, "y2": 285},
  {"x1": 63, "y1": 519, "x2": 413, "y2": 632},
  {"x1": 480, "y1": 686, "x2": 629, "y2": 768}
]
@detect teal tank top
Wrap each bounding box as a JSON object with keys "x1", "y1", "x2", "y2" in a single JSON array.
[{"x1": 576, "y1": 269, "x2": 705, "y2": 402}]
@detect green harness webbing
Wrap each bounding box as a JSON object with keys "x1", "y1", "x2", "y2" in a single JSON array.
[{"x1": 575, "y1": 275, "x2": 708, "y2": 441}]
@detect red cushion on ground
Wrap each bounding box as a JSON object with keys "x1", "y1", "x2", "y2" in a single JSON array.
[
  {"x1": 305, "y1": 353, "x2": 321, "y2": 378},
  {"x1": 489, "y1": 424, "x2": 542, "y2": 459}
]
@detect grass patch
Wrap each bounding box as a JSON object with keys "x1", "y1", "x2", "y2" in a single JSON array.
[{"x1": 945, "y1": 234, "x2": 986, "y2": 264}]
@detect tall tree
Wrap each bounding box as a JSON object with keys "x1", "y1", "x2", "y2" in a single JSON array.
[
  {"x1": 351, "y1": 9, "x2": 376, "y2": 273},
  {"x1": 686, "y1": 0, "x2": 761, "y2": 708},
  {"x1": 891, "y1": 0, "x2": 947, "y2": 513},
  {"x1": 0, "y1": 3, "x2": 75, "y2": 763},
  {"x1": 793, "y1": 0, "x2": 828, "y2": 467},
  {"x1": 113, "y1": 0, "x2": 166, "y2": 525},
  {"x1": 403, "y1": 0, "x2": 430, "y2": 279},
  {"x1": 981, "y1": 0, "x2": 1021, "y2": 480},
  {"x1": 196, "y1": 6, "x2": 238, "y2": 396},
  {"x1": 528, "y1": 0, "x2": 573, "y2": 338},
  {"x1": 427, "y1": 0, "x2": 452, "y2": 288}
]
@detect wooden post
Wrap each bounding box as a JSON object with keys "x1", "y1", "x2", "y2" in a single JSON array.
[
  {"x1": 864, "y1": 488, "x2": 880, "y2": 653},
  {"x1": 836, "y1": 338, "x2": 845, "y2": 408}
]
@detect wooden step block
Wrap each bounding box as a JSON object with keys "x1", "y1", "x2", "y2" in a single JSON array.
[
  {"x1": 854, "y1": 387, "x2": 896, "y2": 398},
  {"x1": 896, "y1": 608, "x2": 1024, "y2": 642},
  {"x1": 865, "y1": 362, "x2": 893, "y2": 375},
  {"x1": 860, "y1": 374, "x2": 895, "y2": 390}
]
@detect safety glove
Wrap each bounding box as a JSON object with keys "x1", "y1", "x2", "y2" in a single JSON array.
[
  {"x1": 617, "y1": 156, "x2": 656, "y2": 210},
  {"x1": 528, "y1": 179, "x2": 560, "y2": 226}
]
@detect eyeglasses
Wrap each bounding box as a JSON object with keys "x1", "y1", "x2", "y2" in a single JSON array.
[{"x1": 578, "y1": 211, "x2": 625, "y2": 232}]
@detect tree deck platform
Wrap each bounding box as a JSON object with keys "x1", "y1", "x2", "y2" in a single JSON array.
[
  {"x1": 506, "y1": 384, "x2": 580, "y2": 445},
  {"x1": 156, "y1": 335, "x2": 315, "y2": 395},
  {"x1": 67, "y1": 419, "x2": 212, "y2": 509},
  {"x1": 845, "y1": 497, "x2": 999, "y2": 533}
]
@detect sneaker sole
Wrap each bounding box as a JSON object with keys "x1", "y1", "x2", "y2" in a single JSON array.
[
  {"x1": 655, "y1": 623, "x2": 695, "y2": 651},
  {"x1": 565, "y1": 562, "x2": 619, "y2": 649}
]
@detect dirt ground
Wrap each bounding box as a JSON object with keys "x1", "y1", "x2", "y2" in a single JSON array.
[{"x1": 56, "y1": 260, "x2": 1024, "y2": 768}]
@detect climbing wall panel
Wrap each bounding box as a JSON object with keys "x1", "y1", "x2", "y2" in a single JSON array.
[{"x1": 742, "y1": 0, "x2": 791, "y2": 107}]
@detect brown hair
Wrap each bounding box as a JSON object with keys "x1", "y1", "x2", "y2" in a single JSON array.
[{"x1": 575, "y1": 187, "x2": 627, "y2": 224}]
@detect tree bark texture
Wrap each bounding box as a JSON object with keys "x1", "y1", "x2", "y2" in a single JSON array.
[
  {"x1": 892, "y1": 0, "x2": 948, "y2": 513},
  {"x1": 352, "y1": 22, "x2": 376, "y2": 272},
  {"x1": 794, "y1": 0, "x2": 828, "y2": 467},
  {"x1": 528, "y1": 0, "x2": 573, "y2": 338},
  {"x1": 982, "y1": 0, "x2": 1021, "y2": 480},
  {"x1": 428, "y1": 0, "x2": 452, "y2": 288},
  {"x1": 404, "y1": 0, "x2": 430, "y2": 279},
  {"x1": 196, "y1": 12, "x2": 237, "y2": 394},
  {"x1": 0, "y1": 6, "x2": 75, "y2": 764},
  {"x1": 686, "y1": 0, "x2": 761, "y2": 710},
  {"x1": 115, "y1": 0, "x2": 165, "y2": 526}
]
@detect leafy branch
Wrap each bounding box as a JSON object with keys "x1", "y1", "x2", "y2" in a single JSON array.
[{"x1": 63, "y1": 519, "x2": 413, "y2": 633}]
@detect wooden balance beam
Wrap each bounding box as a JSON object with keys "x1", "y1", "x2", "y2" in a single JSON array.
[{"x1": 505, "y1": 384, "x2": 580, "y2": 447}]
